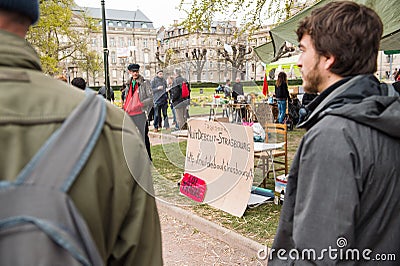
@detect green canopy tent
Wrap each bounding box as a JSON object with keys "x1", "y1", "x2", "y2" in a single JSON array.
[{"x1": 255, "y1": 0, "x2": 400, "y2": 64}]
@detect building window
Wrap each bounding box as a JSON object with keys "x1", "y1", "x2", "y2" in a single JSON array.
[
  {"x1": 144, "y1": 39, "x2": 148, "y2": 48},
  {"x1": 117, "y1": 21, "x2": 122, "y2": 27},
  {"x1": 144, "y1": 53, "x2": 149, "y2": 63},
  {"x1": 142, "y1": 23, "x2": 148, "y2": 29},
  {"x1": 128, "y1": 38, "x2": 132, "y2": 46},
  {"x1": 112, "y1": 69, "x2": 117, "y2": 78},
  {"x1": 119, "y1": 37, "x2": 124, "y2": 47},
  {"x1": 108, "y1": 21, "x2": 113, "y2": 27},
  {"x1": 111, "y1": 51, "x2": 116, "y2": 64},
  {"x1": 91, "y1": 38, "x2": 97, "y2": 47},
  {"x1": 110, "y1": 38, "x2": 115, "y2": 47}
]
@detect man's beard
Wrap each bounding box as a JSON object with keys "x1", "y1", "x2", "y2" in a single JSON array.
[{"x1": 303, "y1": 58, "x2": 322, "y2": 94}]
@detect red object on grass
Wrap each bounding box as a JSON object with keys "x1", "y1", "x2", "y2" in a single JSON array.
[{"x1": 180, "y1": 173, "x2": 207, "y2": 202}]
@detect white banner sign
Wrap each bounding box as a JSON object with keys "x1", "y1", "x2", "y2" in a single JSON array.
[{"x1": 182, "y1": 119, "x2": 254, "y2": 217}]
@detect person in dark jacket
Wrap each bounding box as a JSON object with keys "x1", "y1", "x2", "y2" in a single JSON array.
[
  {"x1": 269, "y1": 2, "x2": 400, "y2": 265},
  {"x1": 170, "y1": 68, "x2": 190, "y2": 129},
  {"x1": 274, "y1": 71, "x2": 290, "y2": 123},
  {"x1": 151, "y1": 70, "x2": 169, "y2": 132},
  {"x1": 231, "y1": 77, "x2": 244, "y2": 102},
  {"x1": 98, "y1": 84, "x2": 115, "y2": 103}
]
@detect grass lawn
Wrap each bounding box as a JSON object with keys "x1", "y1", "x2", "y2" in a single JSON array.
[
  {"x1": 115, "y1": 83, "x2": 305, "y2": 246},
  {"x1": 151, "y1": 128, "x2": 306, "y2": 246}
]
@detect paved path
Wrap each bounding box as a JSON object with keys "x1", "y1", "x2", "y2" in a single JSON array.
[
  {"x1": 159, "y1": 208, "x2": 265, "y2": 265},
  {"x1": 150, "y1": 132, "x2": 268, "y2": 265}
]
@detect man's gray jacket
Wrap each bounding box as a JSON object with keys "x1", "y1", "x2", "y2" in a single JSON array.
[{"x1": 269, "y1": 75, "x2": 400, "y2": 265}]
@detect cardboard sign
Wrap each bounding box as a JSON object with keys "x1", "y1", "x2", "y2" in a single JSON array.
[
  {"x1": 180, "y1": 173, "x2": 207, "y2": 202},
  {"x1": 184, "y1": 119, "x2": 254, "y2": 217}
]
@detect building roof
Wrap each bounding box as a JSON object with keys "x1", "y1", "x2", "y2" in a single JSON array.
[{"x1": 74, "y1": 6, "x2": 154, "y2": 28}]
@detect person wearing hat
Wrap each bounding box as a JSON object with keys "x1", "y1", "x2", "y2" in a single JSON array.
[
  {"x1": 151, "y1": 69, "x2": 169, "y2": 132},
  {"x1": 0, "y1": 1, "x2": 162, "y2": 265},
  {"x1": 123, "y1": 63, "x2": 154, "y2": 159}
]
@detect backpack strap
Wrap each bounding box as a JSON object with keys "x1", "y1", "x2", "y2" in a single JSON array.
[{"x1": 15, "y1": 92, "x2": 106, "y2": 192}]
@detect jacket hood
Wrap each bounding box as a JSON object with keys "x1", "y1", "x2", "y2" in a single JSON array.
[
  {"x1": 329, "y1": 93, "x2": 400, "y2": 138},
  {"x1": 300, "y1": 74, "x2": 400, "y2": 138},
  {"x1": 0, "y1": 30, "x2": 42, "y2": 71}
]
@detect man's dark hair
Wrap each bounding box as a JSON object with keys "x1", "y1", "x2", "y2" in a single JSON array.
[
  {"x1": 296, "y1": 1, "x2": 383, "y2": 77},
  {"x1": 71, "y1": 77, "x2": 86, "y2": 90}
]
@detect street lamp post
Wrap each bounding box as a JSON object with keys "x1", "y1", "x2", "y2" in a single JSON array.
[{"x1": 101, "y1": 0, "x2": 111, "y2": 100}]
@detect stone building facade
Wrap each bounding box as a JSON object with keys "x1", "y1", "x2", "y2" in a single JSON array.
[
  {"x1": 157, "y1": 21, "x2": 271, "y2": 84},
  {"x1": 70, "y1": 7, "x2": 157, "y2": 86}
]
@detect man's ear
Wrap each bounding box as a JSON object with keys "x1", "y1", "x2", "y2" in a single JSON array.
[{"x1": 323, "y1": 55, "x2": 335, "y2": 70}]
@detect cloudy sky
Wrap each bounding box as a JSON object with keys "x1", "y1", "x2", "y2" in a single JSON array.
[{"x1": 75, "y1": 0, "x2": 188, "y2": 28}]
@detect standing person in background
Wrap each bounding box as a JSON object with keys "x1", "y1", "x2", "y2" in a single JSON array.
[
  {"x1": 0, "y1": 1, "x2": 162, "y2": 264},
  {"x1": 170, "y1": 68, "x2": 190, "y2": 130},
  {"x1": 151, "y1": 70, "x2": 169, "y2": 132},
  {"x1": 232, "y1": 77, "x2": 246, "y2": 121},
  {"x1": 120, "y1": 84, "x2": 126, "y2": 106},
  {"x1": 392, "y1": 68, "x2": 398, "y2": 81},
  {"x1": 123, "y1": 63, "x2": 153, "y2": 160},
  {"x1": 269, "y1": 1, "x2": 400, "y2": 264},
  {"x1": 232, "y1": 77, "x2": 244, "y2": 102},
  {"x1": 71, "y1": 77, "x2": 86, "y2": 90},
  {"x1": 167, "y1": 76, "x2": 179, "y2": 129},
  {"x1": 394, "y1": 68, "x2": 400, "y2": 81},
  {"x1": 224, "y1": 79, "x2": 232, "y2": 98},
  {"x1": 98, "y1": 83, "x2": 115, "y2": 103},
  {"x1": 275, "y1": 72, "x2": 290, "y2": 124}
]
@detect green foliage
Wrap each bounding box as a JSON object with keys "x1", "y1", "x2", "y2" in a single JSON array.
[
  {"x1": 179, "y1": 0, "x2": 317, "y2": 35},
  {"x1": 77, "y1": 50, "x2": 103, "y2": 86},
  {"x1": 27, "y1": 0, "x2": 100, "y2": 76}
]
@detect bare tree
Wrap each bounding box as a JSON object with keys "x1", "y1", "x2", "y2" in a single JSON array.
[
  {"x1": 186, "y1": 48, "x2": 207, "y2": 82},
  {"x1": 155, "y1": 47, "x2": 175, "y2": 69},
  {"x1": 218, "y1": 44, "x2": 252, "y2": 80}
]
